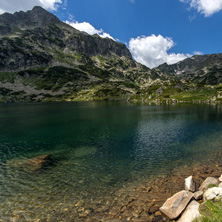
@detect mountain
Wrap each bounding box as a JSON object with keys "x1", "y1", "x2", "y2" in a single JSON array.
[
  {"x1": 1, "y1": 6, "x2": 222, "y2": 104},
  {"x1": 157, "y1": 54, "x2": 222, "y2": 85},
  {"x1": 0, "y1": 6, "x2": 166, "y2": 102},
  {"x1": 131, "y1": 54, "x2": 222, "y2": 104}
]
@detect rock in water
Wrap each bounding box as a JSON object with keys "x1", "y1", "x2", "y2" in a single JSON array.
[
  {"x1": 26, "y1": 154, "x2": 54, "y2": 170},
  {"x1": 6, "y1": 154, "x2": 55, "y2": 171},
  {"x1": 159, "y1": 190, "x2": 193, "y2": 220},
  {"x1": 177, "y1": 200, "x2": 200, "y2": 222},
  {"x1": 199, "y1": 177, "x2": 219, "y2": 191},
  {"x1": 185, "y1": 176, "x2": 195, "y2": 192},
  {"x1": 203, "y1": 187, "x2": 222, "y2": 201}
]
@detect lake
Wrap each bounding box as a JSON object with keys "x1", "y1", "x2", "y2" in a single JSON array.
[{"x1": 1, "y1": 101, "x2": 222, "y2": 221}]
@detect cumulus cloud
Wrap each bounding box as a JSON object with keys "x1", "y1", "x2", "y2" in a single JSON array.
[
  {"x1": 0, "y1": 0, "x2": 62, "y2": 14},
  {"x1": 180, "y1": 0, "x2": 222, "y2": 16},
  {"x1": 65, "y1": 20, "x2": 115, "y2": 40},
  {"x1": 129, "y1": 34, "x2": 190, "y2": 68}
]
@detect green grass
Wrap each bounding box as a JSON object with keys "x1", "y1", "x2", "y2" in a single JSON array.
[
  {"x1": 0, "y1": 73, "x2": 16, "y2": 83},
  {"x1": 194, "y1": 200, "x2": 222, "y2": 222}
]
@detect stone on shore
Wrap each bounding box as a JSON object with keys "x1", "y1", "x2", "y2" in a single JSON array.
[
  {"x1": 193, "y1": 191, "x2": 203, "y2": 200},
  {"x1": 159, "y1": 190, "x2": 193, "y2": 220},
  {"x1": 219, "y1": 183, "x2": 222, "y2": 188},
  {"x1": 199, "y1": 177, "x2": 219, "y2": 191},
  {"x1": 203, "y1": 187, "x2": 222, "y2": 201},
  {"x1": 219, "y1": 175, "x2": 222, "y2": 182},
  {"x1": 185, "y1": 176, "x2": 195, "y2": 192},
  {"x1": 177, "y1": 200, "x2": 200, "y2": 222}
]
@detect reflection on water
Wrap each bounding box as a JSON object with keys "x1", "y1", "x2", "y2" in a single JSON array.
[{"x1": 1, "y1": 102, "x2": 222, "y2": 221}]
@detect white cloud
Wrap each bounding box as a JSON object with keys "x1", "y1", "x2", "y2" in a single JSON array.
[
  {"x1": 65, "y1": 20, "x2": 115, "y2": 40},
  {"x1": 129, "y1": 34, "x2": 190, "y2": 68},
  {"x1": 0, "y1": 0, "x2": 62, "y2": 14},
  {"x1": 180, "y1": 0, "x2": 222, "y2": 16},
  {"x1": 193, "y1": 51, "x2": 203, "y2": 55}
]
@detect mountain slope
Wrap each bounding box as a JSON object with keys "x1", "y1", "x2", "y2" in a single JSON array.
[
  {"x1": 0, "y1": 6, "x2": 165, "y2": 102},
  {"x1": 157, "y1": 54, "x2": 222, "y2": 85}
]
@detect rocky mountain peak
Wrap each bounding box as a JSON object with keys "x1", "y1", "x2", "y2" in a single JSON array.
[{"x1": 0, "y1": 6, "x2": 61, "y2": 36}]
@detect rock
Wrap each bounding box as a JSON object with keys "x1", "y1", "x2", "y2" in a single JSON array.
[
  {"x1": 26, "y1": 154, "x2": 54, "y2": 170},
  {"x1": 159, "y1": 190, "x2": 193, "y2": 220},
  {"x1": 177, "y1": 200, "x2": 200, "y2": 222},
  {"x1": 193, "y1": 191, "x2": 203, "y2": 200},
  {"x1": 199, "y1": 177, "x2": 219, "y2": 191},
  {"x1": 149, "y1": 206, "x2": 159, "y2": 214},
  {"x1": 219, "y1": 175, "x2": 222, "y2": 182},
  {"x1": 152, "y1": 215, "x2": 169, "y2": 222},
  {"x1": 203, "y1": 187, "x2": 222, "y2": 201},
  {"x1": 219, "y1": 183, "x2": 222, "y2": 188},
  {"x1": 7, "y1": 154, "x2": 55, "y2": 171},
  {"x1": 185, "y1": 176, "x2": 195, "y2": 192},
  {"x1": 155, "y1": 211, "x2": 162, "y2": 216}
]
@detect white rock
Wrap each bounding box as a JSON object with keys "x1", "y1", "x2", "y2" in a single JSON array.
[
  {"x1": 185, "y1": 176, "x2": 195, "y2": 192},
  {"x1": 199, "y1": 177, "x2": 219, "y2": 191},
  {"x1": 219, "y1": 175, "x2": 222, "y2": 182},
  {"x1": 160, "y1": 190, "x2": 194, "y2": 219},
  {"x1": 203, "y1": 187, "x2": 222, "y2": 201},
  {"x1": 193, "y1": 191, "x2": 203, "y2": 200},
  {"x1": 177, "y1": 200, "x2": 200, "y2": 222}
]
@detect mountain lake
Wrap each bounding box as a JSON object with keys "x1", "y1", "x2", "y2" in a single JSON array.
[{"x1": 1, "y1": 101, "x2": 222, "y2": 221}]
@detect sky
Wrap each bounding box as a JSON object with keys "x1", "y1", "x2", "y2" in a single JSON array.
[{"x1": 1, "y1": 0, "x2": 222, "y2": 68}]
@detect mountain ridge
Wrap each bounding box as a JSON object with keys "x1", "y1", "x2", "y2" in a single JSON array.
[
  {"x1": 1, "y1": 6, "x2": 222, "y2": 103},
  {"x1": 0, "y1": 6, "x2": 166, "y2": 102}
]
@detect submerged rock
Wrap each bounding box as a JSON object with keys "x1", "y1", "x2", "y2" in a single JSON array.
[
  {"x1": 159, "y1": 190, "x2": 193, "y2": 220},
  {"x1": 177, "y1": 200, "x2": 200, "y2": 222},
  {"x1": 203, "y1": 187, "x2": 222, "y2": 201},
  {"x1": 199, "y1": 177, "x2": 219, "y2": 191},
  {"x1": 185, "y1": 176, "x2": 195, "y2": 192},
  {"x1": 6, "y1": 154, "x2": 55, "y2": 171}
]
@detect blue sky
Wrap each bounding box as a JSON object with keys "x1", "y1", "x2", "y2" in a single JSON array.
[{"x1": 1, "y1": 0, "x2": 222, "y2": 67}]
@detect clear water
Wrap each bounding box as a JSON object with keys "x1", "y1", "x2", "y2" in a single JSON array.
[{"x1": 1, "y1": 101, "x2": 222, "y2": 221}]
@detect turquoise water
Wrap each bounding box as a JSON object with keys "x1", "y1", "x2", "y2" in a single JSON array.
[{"x1": 1, "y1": 102, "x2": 222, "y2": 221}]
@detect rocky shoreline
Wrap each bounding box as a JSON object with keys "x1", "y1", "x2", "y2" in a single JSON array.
[{"x1": 4, "y1": 154, "x2": 222, "y2": 222}]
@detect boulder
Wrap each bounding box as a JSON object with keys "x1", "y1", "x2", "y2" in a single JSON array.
[
  {"x1": 159, "y1": 190, "x2": 193, "y2": 220},
  {"x1": 203, "y1": 187, "x2": 222, "y2": 201},
  {"x1": 199, "y1": 177, "x2": 219, "y2": 191},
  {"x1": 26, "y1": 154, "x2": 54, "y2": 170},
  {"x1": 219, "y1": 183, "x2": 222, "y2": 188},
  {"x1": 185, "y1": 176, "x2": 195, "y2": 192},
  {"x1": 177, "y1": 200, "x2": 200, "y2": 222},
  {"x1": 219, "y1": 175, "x2": 222, "y2": 182},
  {"x1": 6, "y1": 154, "x2": 55, "y2": 171},
  {"x1": 193, "y1": 191, "x2": 203, "y2": 200}
]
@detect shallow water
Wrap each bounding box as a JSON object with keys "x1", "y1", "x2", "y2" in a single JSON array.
[{"x1": 1, "y1": 101, "x2": 222, "y2": 221}]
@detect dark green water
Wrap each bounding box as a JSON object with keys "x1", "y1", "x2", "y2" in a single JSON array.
[{"x1": 1, "y1": 101, "x2": 222, "y2": 221}]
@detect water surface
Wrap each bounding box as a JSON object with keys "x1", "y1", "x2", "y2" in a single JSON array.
[{"x1": 1, "y1": 101, "x2": 222, "y2": 221}]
